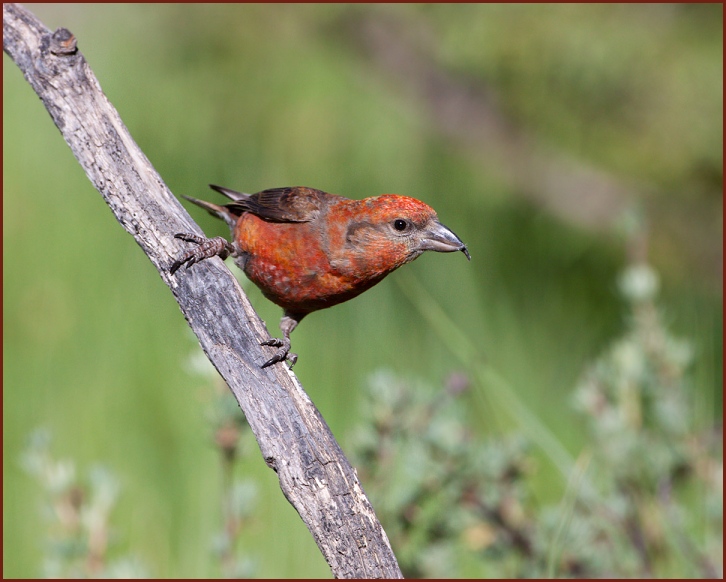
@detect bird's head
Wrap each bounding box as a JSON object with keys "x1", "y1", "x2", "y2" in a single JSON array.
[{"x1": 342, "y1": 194, "x2": 470, "y2": 275}]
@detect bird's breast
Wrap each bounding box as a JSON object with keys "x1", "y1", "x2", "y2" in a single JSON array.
[{"x1": 234, "y1": 213, "x2": 383, "y2": 313}]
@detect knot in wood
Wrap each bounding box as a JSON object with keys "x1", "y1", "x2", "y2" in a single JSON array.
[
  {"x1": 50, "y1": 28, "x2": 77, "y2": 56},
  {"x1": 265, "y1": 456, "x2": 278, "y2": 472}
]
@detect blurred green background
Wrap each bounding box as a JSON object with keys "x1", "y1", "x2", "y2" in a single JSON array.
[{"x1": 4, "y1": 4, "x2": 722, "y2": 578}]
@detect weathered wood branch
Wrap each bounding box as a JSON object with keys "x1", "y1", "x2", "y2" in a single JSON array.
[{"x1": 3, "y1": 3, "x2": 401, "y2": 578}]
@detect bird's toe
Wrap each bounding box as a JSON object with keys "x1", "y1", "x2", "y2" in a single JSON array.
[
  {"x1": 260, "y1": 338, "x2": 284, "y2": 348},
  {"x1": 260, "y1": 337, "x2": 293, "y2": 369},
  {"x1": 170, "y1": 234, "x2": 233, "y2": 275},
  {"x1": 261, "y1": 349, "x2": 288, "y2": 369}
]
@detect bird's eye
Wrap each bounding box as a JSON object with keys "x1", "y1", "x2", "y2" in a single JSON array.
[{"x1": 393, "y1": 219, "x2": 409, "y2": 232}]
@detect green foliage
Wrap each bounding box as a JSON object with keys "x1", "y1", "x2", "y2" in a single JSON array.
[
  {"x1": 21, "y1": 358, "x2": 261, "y2": 579},
  {"x1": 348, "y1": 256, "x2": 721, "y2": 578},
  {"x1": 562, "y1": 262, "x2": 723, "y2": 577},
  {"x1": 18, "y1": 253, "x2": 722, "y2": 577},
  {"x1": 349, "y1": 371, "x2": 535, "y2": 577},
  {"x1": 183, "y1": 347, "x2": 260, "y2": 579},
  {"x1": 21, "y1": 430, "x2": 148, "y2": 578}
]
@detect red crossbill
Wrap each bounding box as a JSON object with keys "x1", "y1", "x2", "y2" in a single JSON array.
[{"x1": 171, "y1": 184, "x2": 470, "y2": 368}]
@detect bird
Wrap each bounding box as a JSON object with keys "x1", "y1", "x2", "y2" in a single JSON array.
[{"x1": 171, "y1": 184, "x2": 470, "y2": 369}]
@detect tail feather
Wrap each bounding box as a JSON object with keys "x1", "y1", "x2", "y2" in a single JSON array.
[
  {"x1": 209, "y1": 184, "x2": 250, "y2": 202},
  {"x1": 181, "y1": 195, "x2": 240, "y2": 228}
]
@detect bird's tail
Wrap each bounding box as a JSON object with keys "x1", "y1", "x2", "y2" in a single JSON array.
[
  {"x1": 182, "y1": 185, "x2": 254, "y2": 227},
  {"x1": 209, "y1": 184, "x2": 250, "y2": 202},
  {"x1": 181, "y1": 195, "x2": 241, "y2": 229}
]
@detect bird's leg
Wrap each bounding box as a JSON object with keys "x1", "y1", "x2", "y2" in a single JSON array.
[
  {"x1": 170, "y1": 233, "x2": 235, "y2": 274},
  {"x1": 261, "y1": 312, "x2": 304, "y2": 369}
]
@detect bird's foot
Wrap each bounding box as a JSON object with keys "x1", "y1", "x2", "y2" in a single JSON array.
[
  {"x1": 260, "y1": 337, "x2": 298, "y2": 369},
  {"x1": 170, "y1": 233, "x2": 234, "y2": 274}
]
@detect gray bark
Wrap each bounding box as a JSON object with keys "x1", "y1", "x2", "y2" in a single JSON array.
[{"x1": 3, "y1": 3, "x2": 402, "y2": 578}]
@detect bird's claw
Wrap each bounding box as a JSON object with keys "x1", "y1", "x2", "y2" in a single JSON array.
[
  {"x1": 260, "y1": 338, "x2": 297, "y2": 369},
  {"x1": 170, "y1": 233, "x2": 234, "y2": 274}
]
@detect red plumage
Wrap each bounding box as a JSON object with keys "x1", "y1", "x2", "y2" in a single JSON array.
[{"x1": 172, "y1": 184, "x2": 469, "y2": 368}]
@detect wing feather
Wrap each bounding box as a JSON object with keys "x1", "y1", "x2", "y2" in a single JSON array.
[{"x1": 210, "y1": 185, "x2": 329, "y2": 223}]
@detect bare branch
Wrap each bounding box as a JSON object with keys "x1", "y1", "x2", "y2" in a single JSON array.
[{"x1": 3, "y1": 3, "x2": 401, "y2": 578}]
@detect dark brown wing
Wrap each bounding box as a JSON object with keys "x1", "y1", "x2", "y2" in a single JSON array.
[{"x1": 211, "y1": 185, "x2": 330, "y2": 223}]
